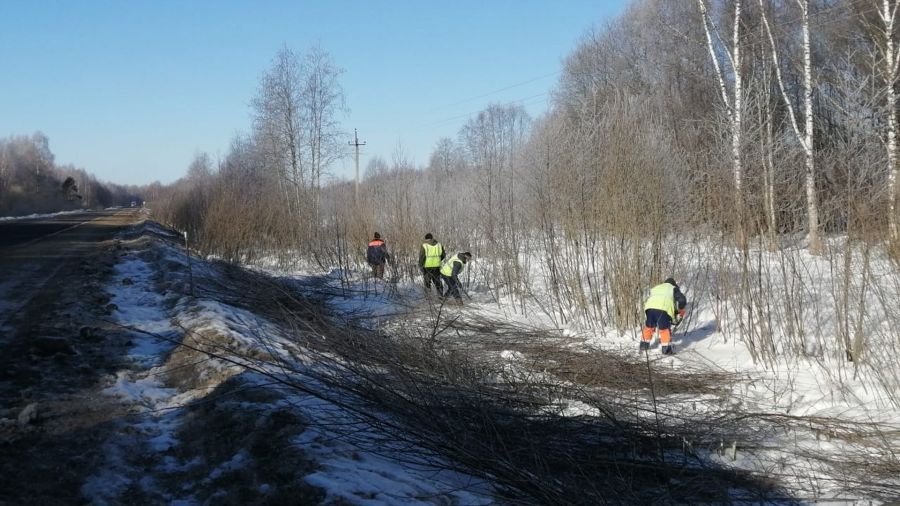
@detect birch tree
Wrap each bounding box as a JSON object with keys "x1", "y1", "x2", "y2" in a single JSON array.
[
  {"x1": 872, "y1": 0, "x2": 900, "y2": 249},
  {"x1": 252, "y1": 46, "x2": 306, "y2": 224},
  {"x1": 302, "y1": 45, "x2": 346, "y2": 197},
  {"x1": 753, "y1": 60, "x2": 780, "y2": 249},
  {"x1": 759, "y1": 0, "x2": 822, "y2": 253},
  {"x1": 698, "y1": 0, "x2": 746, "y2": 244}
]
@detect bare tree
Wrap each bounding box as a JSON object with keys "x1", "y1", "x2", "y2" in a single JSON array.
[
  {"x1": 880, "y1": 0, "x2": 900, "y2": 249},
  {"x1": 698, "y1": 0, "x2": 747, "y2": 245},
  {"x1": 859, "y1": 0, "x2": 900, "y2": 250},
  {"x1": 252, "y1": 45, "x2": 307, "y2": 232},
  {"x1": 302, "y1": 45, "x2": 346, "y2": 200},
  {"x1": 460, "y1": 104, "x2": 531, "y2": 303},
  {"x1": 759, "y1": 0, "x2": 822, "y2": 252}
]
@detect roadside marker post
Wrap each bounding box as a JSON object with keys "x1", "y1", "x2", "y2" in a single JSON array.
[{"x1": 184, "y1": 231, "x2": 194, "y2": 297}]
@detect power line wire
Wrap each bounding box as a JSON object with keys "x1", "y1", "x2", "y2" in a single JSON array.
[
  {"x1": 426, "y1": 71, "x2": 560, "y2": 113},
  {"x1": 419, "y1": 92, "x2": 550, "y2": 128},
  {"x1": 396, "y1": 3, "x2": 875, "y2": 157}
]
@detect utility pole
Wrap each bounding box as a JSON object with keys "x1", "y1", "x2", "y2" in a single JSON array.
[{"x1": 349, "y1": 129, "x2": 366, "y2": 203}]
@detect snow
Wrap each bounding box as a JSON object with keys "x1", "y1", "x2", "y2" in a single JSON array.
[
  {"x1": 104, "y1": 372, "x2": 174, "y2": 405},
  {"x1": 291, "y1": 392, "x2": 493, "y2": 506},
  {"x1": 172, "y1": 298, "x2": 294, "y2": 360},
  {"x1": 84, "y1": 236, "x2": 498, "y2": 505},
  {"x1": 109, "y1": 254, "x2": 178, "y2": 366},
  {"x1": 302, "y1": 458, "x2": 490, "y2": 506},
  {"x1": 0, "y1": 209, "x2": 85, "y2": 221},
  {"x1": 206, "y1": 451, "x2": 249, "y2": 481},
  {"x1": 82, "y1": 250, "x2": 191, "y2": 506},
  {"x1": 250, "y1": 235, "x2": 900, "y2": 502},
  {"x1": 557, "y1": 399, "x2": 602, "y2": 418},
  {"x1": 82, "y1": 220, "x2": 900, "y2": 502}
]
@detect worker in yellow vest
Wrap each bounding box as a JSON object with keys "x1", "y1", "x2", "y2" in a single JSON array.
[
  {"x1": 641, "y1": 277, "x2": 687, "y2": 355},
  {"x1": 419, "y1": 233, "x2": 445, "y2": 297},
  {"x1": 440, "y1": 252, "x2": 472, "y2": 305}
]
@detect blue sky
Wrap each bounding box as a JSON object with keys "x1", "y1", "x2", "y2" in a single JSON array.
[{"x1": 0, "y1": 1, "x2": 626, "y2": 185}]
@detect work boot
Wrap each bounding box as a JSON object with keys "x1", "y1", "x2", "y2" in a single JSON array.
[
  {"x1": 661, "y1": 345, "x2": 675, "y2": 355},
  {"x1": 639, "y1": 341, "x2": 650, "y2": 351}
]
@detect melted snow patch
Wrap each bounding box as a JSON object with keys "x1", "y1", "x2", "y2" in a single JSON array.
[
  {"x1": 104, "y1": 371, "x2": 174, "y2": 406},
  {"x1": 110, "y1": 254, "x2": 178, "y2": 366},
  {"x1": 499, "y1": 349, "x2": 525, "y2": 361},
  {"x1": 83, "y1": 251, "x2": 186, "y2": 505},
  {"x1": 173, "y1": 298, "x2": 293, "y2": 358},
  {"x1": 559, "y1": 399, "x2": 601, "y2": 417},
  {"x1": 0, "y1": 209, "x2": 84, "y2": 221}
]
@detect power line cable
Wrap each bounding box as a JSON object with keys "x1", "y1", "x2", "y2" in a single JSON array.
[
  {"x1": 419, "y1": 92, "x2": 550, "y2": 128},
  {"x1": 426, "y1": 71, "x2": 560, "y2": 113}
]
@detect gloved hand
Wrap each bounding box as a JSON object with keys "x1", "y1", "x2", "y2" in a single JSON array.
[{"x1": 673, "y1": 309, "x2": 685, "y2": 327}]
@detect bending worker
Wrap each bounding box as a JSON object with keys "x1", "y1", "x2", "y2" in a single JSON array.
[
  {"x1": 641, "y1": 277, "x2": 687, "y2": 355},
  {"x1": 419, "y1": 233, "x2": 445, "y2": 297},
  {"x1": 440, "y1": 252, "x2": 472, "y2": 305}
]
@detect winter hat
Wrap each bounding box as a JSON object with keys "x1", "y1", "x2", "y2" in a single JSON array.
[
  {"x1": 424, "y1": 233, "x2": 433, "y2": 240},
  {"x1": 664, "y1": 277, "x2": 677, "y2": 286},
  {"x1": 374, "y1": 232, "x2": 381, "y2": 239},
  {"x1": 461, "y1": 252, "x2": 472, "y2": 262}
]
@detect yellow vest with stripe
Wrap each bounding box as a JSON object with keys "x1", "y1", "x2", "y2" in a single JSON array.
[
  {"x1": 644, "y1": 283, "x2": 676, "y2": 318},
  {"x1": 440, "y1": 254, "x2": 463, "y2": 277},
  {"x1": 422, "y1": 242, "x2": 443, "y2": 268}
]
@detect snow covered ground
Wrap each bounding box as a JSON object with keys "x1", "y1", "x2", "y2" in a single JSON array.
[
  {"x1": 0, "y1": 209, "x2": 85, "y2": 221},
  {"x1": 84, "y1": 223, "x2": 496, "y2": 505},
  {"x1": 77, "y1": 219, "x2": 900, "y2": 503},
  {"x1": 248, "y1": 239, "x2": 900, "y2": 503}
]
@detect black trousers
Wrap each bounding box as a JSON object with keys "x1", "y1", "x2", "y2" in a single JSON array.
[
  {"x1": 423, "y1": 267, "x2": 442, "y2": 295},
  {"x1": 644, "y1": 308, "x2": 672, "y2": 330},
  {"x1": 442, "y1": 275, "x2": 461, "y2": 300}
]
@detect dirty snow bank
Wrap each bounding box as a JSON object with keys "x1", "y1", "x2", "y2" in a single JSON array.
[
  {"x1": 82, "y1": 248, "x2": 186, "y2": 505},
  {"x1": 0, "y1": 209, "x2": 85, "y2": 221}
]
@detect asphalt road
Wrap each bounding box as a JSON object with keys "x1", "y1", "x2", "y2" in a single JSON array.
[
  {"x1": 0, "y1": 209, "x2": 139, "y2": 330},
  {"x1": 0, "y1": 208, "x2": 145, "y2": 503},
  {"x1": 0, "y1": 211, "x2": 106, "y2": 248}
]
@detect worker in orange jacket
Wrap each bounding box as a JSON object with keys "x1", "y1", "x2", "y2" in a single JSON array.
[{"x1": 366, "y1": 232, "x2": 390, "y2": 279}]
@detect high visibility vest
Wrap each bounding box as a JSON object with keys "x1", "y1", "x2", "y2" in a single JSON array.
[
  {"x1": 441, "y1": 254, "x2": 463, "y2": 277},
  {"x1": 422, "y1": 242, "x2": 443, "y2": 268},
  {"x1": 644, "y1": 283, "x2": 676, "y2": 318}
]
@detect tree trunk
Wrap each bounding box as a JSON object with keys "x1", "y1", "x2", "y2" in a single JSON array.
[
  {"x1": 760, "y1": 0, "x2": 820, "y2": 253},
  {"x1": 800, "y1": 0, "x2": 822, "y2": 253},
  {"x1": 698, "y1": 0, "x2": 744, "y2": 245},
  {"x1": 732, "y1": 0, "x2": 745, "y2": 247},
  {"x1": 882, "y1": 0, "x2": 900, "y2": 249}
]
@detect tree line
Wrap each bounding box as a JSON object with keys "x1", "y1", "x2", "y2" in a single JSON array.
[{"x1": 0, "y1": 132, "x2": 142, "y2": 216}]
